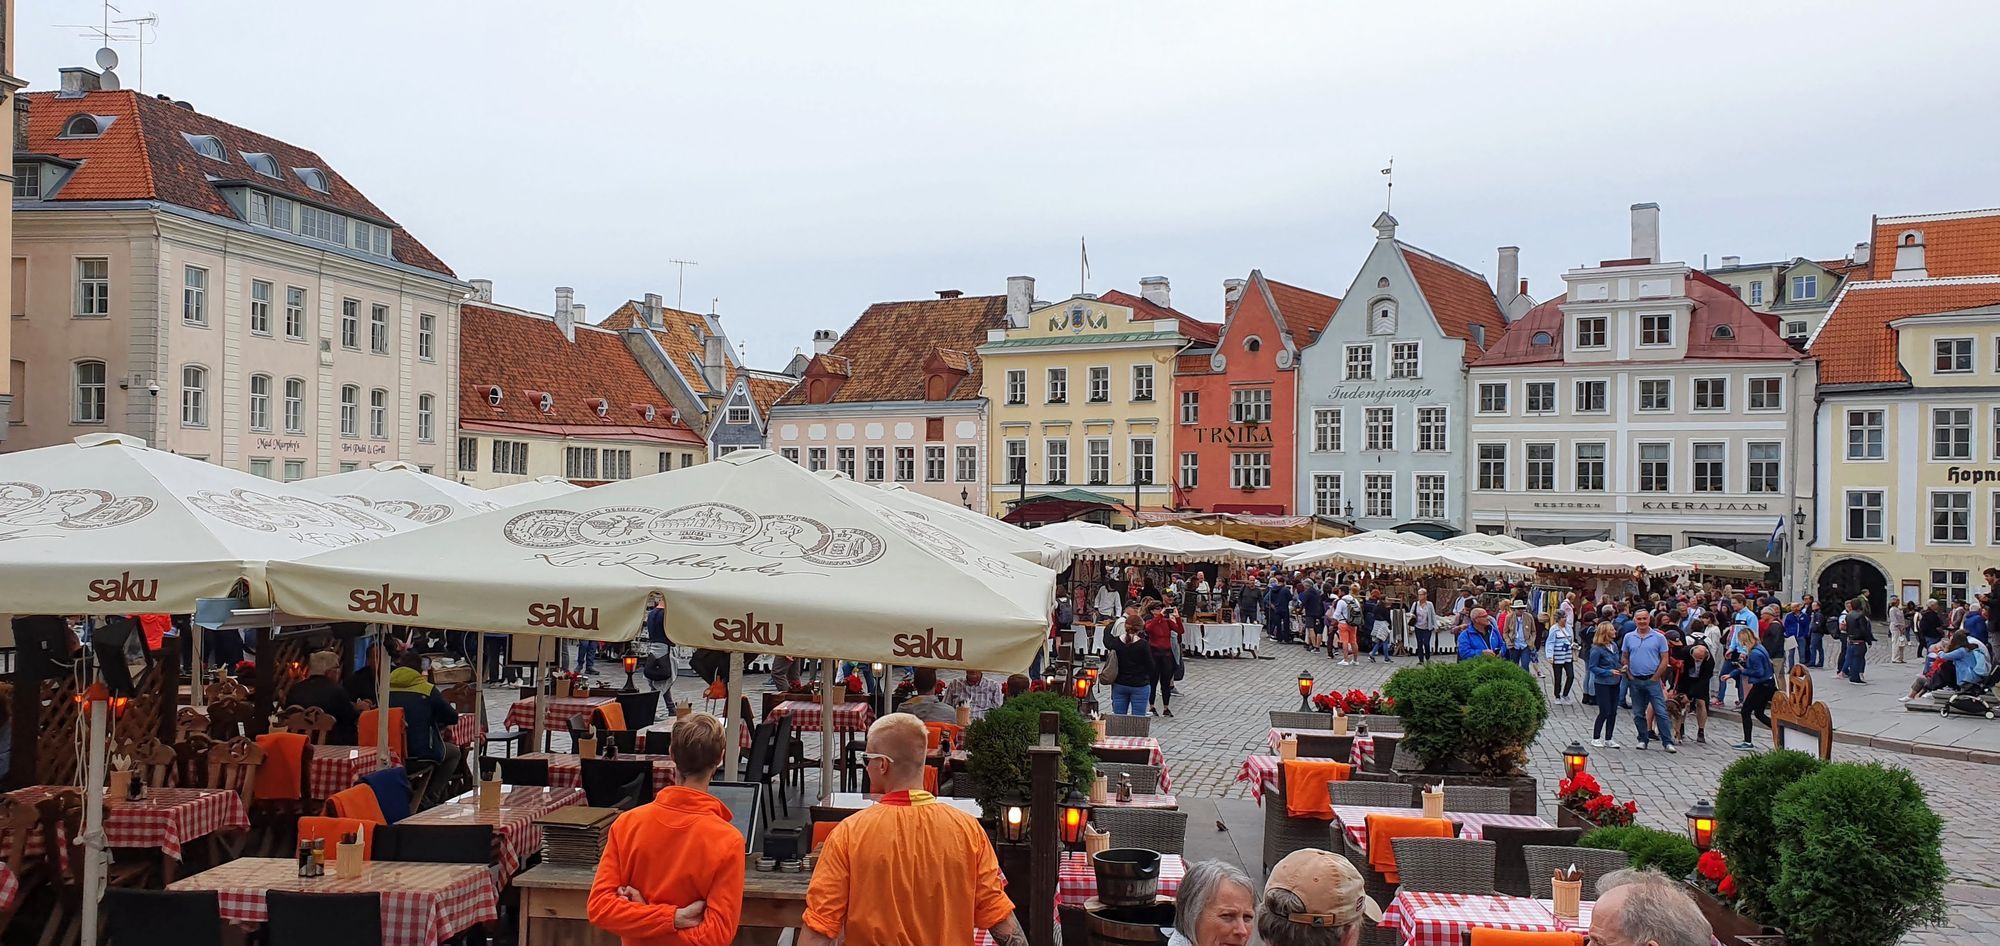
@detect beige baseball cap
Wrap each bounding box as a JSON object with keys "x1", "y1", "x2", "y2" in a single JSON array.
[
  {"x1": 307, "y1": 651, "x2": 342, "y2": 676},
  {"x1": 1266, "y1": 848, "x2": 1383, "y2": 928}
]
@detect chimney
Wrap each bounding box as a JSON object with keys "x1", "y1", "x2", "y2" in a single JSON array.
[
  {"x1": 936, "y1": 289, "x2": 963, "y2": 300},
  {"x1": 12, "y1": 96, "x2": 26, "y2": 152},
  {"x1": 813, "y1": 329, "x2": 840, "y2": 355},
  {"x1": 1223, "y1": 279, "x2": 1246, "y2": 306},
  {"x1": 1495, "y1": 247, "x2": 1520, "y2": 310},
  {"x1": 642, "y1": 292, "x2": 664, "y2": 328},
  {"x1": 1139, "y1": 276, "x2": 1171, "y2": 308},
  {"x1": 1630, "y1": 202, "x2": 1661, "y2": 264},
  {"x1": 571, "y1": 303, "x2": 586, "y2": 326},
  {"x1": 468, "y1": 279, "x2": 493, "y2": 303},
  {"x1": 1853, "y1": 241, "x2": 1871, "y2": 266},
  {"x1": 1006, "y1": 275, "x2": 1035, "y2": 328},
  {"x1": 703, "y1": 331, "x2": 727, "y2": 391},
  {"x1": 57, "y1": 67, "x2": 102, "y2": 97},
  {"x1": 1892, "y1": 230, "x2": 1927, "y2": 281},
  {"x1": 1719, "y1": 255, "x2": 1740, "y2": 268},
  {"x1": 554, "y1": 286, "x2": 575, "y2": 342}
]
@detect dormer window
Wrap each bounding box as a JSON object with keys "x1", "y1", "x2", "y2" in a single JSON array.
[
  {"x1": 641, "y1": 405, "x2": 657, "y2": 422},
  {"x1": 241, "y1": 152, "x2": 280, "y2": 178},
  {"x1": 293, "y1": 167, "x2": 329, "y2": 193},
  {"x1": 1711, "y1": 324, "x2": 1735, "y2": 341},
  {"x1": 593, "y1": 398, "x2": 609, "y2": 418},
  {"x1": 12, "y1": 163, "x2": 41, "y2": 199},
  {"x1": 1244, "y1": 336, "x2": 1263, "y2": 353},
  {"x1": 1531, "y1": 331, "x2": 1553, "y2": 346},
  {"x1": 538, "y1": 392, "x2": 554, "y2": 413},
  {"x1": 486, "y1": 385, "x2": 503, "y2": 407},
  {"x1": 183, "y1": 133, "x2": 225, "y2": 160},
  {"x1": 60, "y1": 113, "x2": 112, "y2": 138}
]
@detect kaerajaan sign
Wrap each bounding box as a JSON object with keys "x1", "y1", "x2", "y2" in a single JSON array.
[{"x1": 1638, "y1": 500, "x2": 1770, "y2": 512}]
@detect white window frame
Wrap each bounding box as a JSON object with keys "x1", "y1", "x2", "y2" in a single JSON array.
[
  {"x1": 1312, "y1": 473, "x2": 1344, "y2": 517},
  {"x1": 1748, "y1": 280, "x2": 1764, "y2": 305},
  {"x1": 1932, "y1": 406, "x2": 1974, "y2": 461},
  {"x1": 285, "y1": 287, "x2": 307, "y2": 340},
  {"x1": 1747, "y1": 376, "x2": 1784, "y2": 412},
  {"x1": 1230, "y1": 452, "x2": 1272, "y2": 490},
  {"x1": 1179, "y1": 390, "x2": 1199, "y2": 425},
  {"x1": 1935, "y1": 337, "x2": 1974, "y2": 374},
  {"x1": 1343, "y1": 344, "x2": 1375, "y2": 381},
  {"x1": 1639, "y1": 312, "x2": 1673, "y2": 346},
  {"x1": 369, "y1": 388, "x2": 388, "y2": 439},
  {"x1": 1363, "y1": 473, "x2": 1394, "y2": 519},
  {"x1": 1930, "y1": 489, "x2": 1973, "y2": 545},
  {"x1": 954, "y1": 445, "x2": 978, "y2": 482},
  {"x1": 283, "y1": 378, "x2": 305, "y2": 433},
  {"x1": 1231, "y1": 388, "x2": 1272, "y2": 424},
  {"x1": 1637, "y1": 378, "x2": 1672, "y2": 413},
  {"x1": 491, "y1": 440, "x2": 529, "y2": 475},
  {"x1": 1638, "y1": 442, "x2": 1672, "y2": 492},
  {"x1": 1524, "y1": 381, "x2": 1556, "y2": 415},
  {"x1": 1131, "y1": 437, "x2": 1155, "y2": 485},
  {"x1": 369, "y1": 304, "x2": 390, "y2": 354},
  {"x1": 1087, "y1": 366, "x2": 1110, "y2": 403},
  {"x1": 1791, "y1": 273, "x2": 1818, "y2": 301},
  {"x1": 180, "y1": 364, "x2": 208, "y2": 427},
  {"x1": 1179, "y1": 452, "x2": 1199, "y2": 490},
  {"x1": 1389, "y1": 341, "x2": 1421, "y2": 379},
  {"x1": 1476, "y1": 381, "x2": 1509, "y2": 415},
  {"x1": 1313, "y1": 408, "x2": 1343, "y2": 452},
  {"x1": 1005, "y1": 370, "x2": 1026, "y2": 405},
  {"x1": 1524, "y1": 442, "x2": 1556, "y2": 491},
  {"x1": 1746, "y1": 442, "x2": 1780, "y2": 493},
  {"x1": 1364, "y1": 406, "x2": 1395, "y2": 451},
  {"x1": 1414, "y1": 472, "x2": 1446, "y2": 519},
  {"x1": 1046, "y1": 367, "x2": 1067, "y2": 404},
  {"x1": 1692, "y1": 377, "x2": 1728, "y2": 412},
  {"x1": 247, "y1": 374, "x2": 271, "y2": 431},
  {"x1": 1002, "y1": 440, "x2": 1025, "y2": 485},
  {"x1": 1416, "y1": 406, "x2": 1447, "y2": 452},
  {"x1": 836, "y1": 446, "x2": 857, "y2": 478},
  {"x1": 417, "y1": 393, "x2": 435, "y2": 442},
  {"x1": 182, "y1": 266, "x2": 207, "y2": 326},
  {"x1": 1692, "y1": 441, "x2": 1726, "y2": 493},
  {"x1": 1573, "y1": 379, "x2": 1607, "y2": 415},
  {"x1": 865, "y1": 446, "x2": 886, "y2": 482},
  {"x1": 1130, "y1": 363, "x2": 1155, "y2": 402},
  {"x1": 1845, "y1": 489, "x2": 1885, "y2": 543},
  {"x1": 75, "y1": 257, "x2": 110, "y2": 318},
  {"x1": 1476, "y1": 442, "x2": 1507, "y2": 491},
  {"x1": 338, "y1": 385, "x2": 358, "y2": 437},
  {"x1": 894, "y1": 446, "x2": 916, "y2": 483},
  {"x1": 1575, "y1": 441, "x2": 1607, "y2": 492},
  {"x1": 726, "y1": 405, "x2": 752, "y2": 425},
  {"x1": 72, "y1": 360, "x2": 106, "y2": 424},
  {"x1": 418, "y1": 313, "x2": 435, "y2": 361},
  {"x1": 284, "y1": 459, "x2": 306, "y2": 482},
  {"x1": 807, "y1": 447, "x2": 827, "y2": 471},
  {"x1": 341, "y1": 299, "x2": 359, "y2": 349},
  {"x1": 1847, "y1": 408, "x2": 1886, "y2": 461},
  {"x1": 1573, "y1": 316, "x2": 1607, "y2": 349},
  {"x1": 1044, "y1": 438, "x2": 1068, "y2": 485},
  {"x1": 248, "y1": 458, "x2": 273, "y2": 480},
  {"x1": 1085, "y1": 438, "x2": 1111, "y2": 485}
]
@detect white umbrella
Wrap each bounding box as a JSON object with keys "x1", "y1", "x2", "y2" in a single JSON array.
[
  {"x1": 873, "y1": 482, "x2": 1073, "y2": 570},
  {"x1": 1438, "y1": 532, "x2": 1534, "y2": 554},
  {"x1": 1032, "y1": 520, "x2": 1159, "y2": 560},
  {"x1": 1123, "y1": 526, "x2": 1285, "y2": 566},
  {"x1": 1286, "y1": 538, "x2": 1445, "y2": 571},
  {"x1": 0, "y1": 433, "x2": 407, "y2": 612},
  {"x1": 1351, "y1": 529, "x2": 1439, "y2": 547},
  {"x1": 485, "y1": 475, "x2": 585, "y2": 507},
  {"x1": 1430, "y1": 546, "x2": 1537, "y2": 578},
  {"x1": 1661, "y1": 544, "x2": 1768, "y2": 577},
  {"x1": 1502, "y1": 543, "x2": 1694, "y2": 578},
  {"x1": 296, "y1": 460, "x2": 504, "y2": 524}
]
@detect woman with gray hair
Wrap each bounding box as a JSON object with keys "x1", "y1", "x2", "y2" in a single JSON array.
[
  {"x1": 1593, "y1": 868, "x2": 1714, "y2": 946},
  {"x1": 1255, "y1": 849, "x2": 1381, "y2": 946},
  {"x1": 1166, "y1": 859, "x2": 1255, "y2": 946}
]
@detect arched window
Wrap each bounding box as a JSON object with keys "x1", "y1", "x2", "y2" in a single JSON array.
[
  {"x1": 1531, "y1": 331, "x2": 1553, "y2": 346},
  {"x1": 926, "y1": 374, "x2": 948, "y2": 401},
  {"x1": 61, "y1": 113, "x2": 109, "y2": 138},
  {"x1": 369, "y1": 388, "x2": 388, "y2": 438},
  {"x1": 338, "y1": 384, "x2": 359, "y2": 437},
  {"x1": 248, "y1": 374, "x2": 271, "y2": 431},
  {"x1": 486, "y1": 385, "x2": 503, "y2": 407},
  {"x1": 180, "y1": 365, "x2": 208, "y2": 427},
  {"x1": 417, "y1": 394, "x2": 435, "y2": 442},
  {"x1": 537, "y1": 392, "x2": 553, "y2": 413},
  {"x1": 1711, "y1": 324, "x2": 1735, "y2": 340},
  {"x1": 283, "y1": 378, "x2": 305, "y2": 433},
  {"x1": 1376, "y1": 277, "x2": 1391, "y2": 289},
  {"x1": 294, "y1": 168, "x2": 329, "y2": 193},
  {"x1": 242, "y1": 152, "x2": 279, "y2": 178},
  {"x1": 183, "y1": 133, "x2": 225, "y2": 160},
  {"x1": 73, "y1": 360, "x2": 106, "y2": 424},
  {"x1": 1244, "y1": 336, "x2": 1263, "y2": 353}
]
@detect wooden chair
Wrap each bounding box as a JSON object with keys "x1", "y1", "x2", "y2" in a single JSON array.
[
  {"x1": 173, "y1": 707, "x2": 209, "y2": 742},
  {"x1": 1391, "y1": 837, "x2": 1497, "y2": 895},
  {"x1": 114, "y1": 738, "x2": 178, "y2": 788},
  {"x1": 172, "y1": 733, "x2": 215, "y2": 789},
  {"x1": 439, "y1": 683, "x2": 477, "y2": 715},
  {"x1": 204, "y1": 675, "x2": 250, "y2": 704},
  {"x1": 207, "y1": 698, "x2": 258, "y2": 740},
  {"x1": 277, "y1": 705, "x2": 336, "y2": 745},
  {"x1": 206, "y1": 736, "x2": 265, "y2": 860}
]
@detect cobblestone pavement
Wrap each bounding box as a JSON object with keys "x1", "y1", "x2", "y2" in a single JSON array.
[{"x1": 1141, "y1": 643, "x2": 1999, "y2": 944}]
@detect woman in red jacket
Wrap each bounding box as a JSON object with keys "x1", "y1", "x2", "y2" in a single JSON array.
[{"x1": 588, "y1": 713, "x2": 745, "y2": 945}]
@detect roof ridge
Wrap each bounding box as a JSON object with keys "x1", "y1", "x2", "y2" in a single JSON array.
[
  {"x1": 1395, "y1": 240, "x2": 1489, "y2": 280},
  {"x1": 1878, "y1": 208, "x2": 2000, "y2": 225},
  {"x1": 1844, "y1": 275, "x2": 2000, "y2": 290}
]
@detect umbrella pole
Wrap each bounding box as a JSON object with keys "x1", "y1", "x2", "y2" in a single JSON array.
[
  {"x1": 191, "y1": 623, "x2": 205, "y2": 710},
  {"x1": 532, "y1": 635, "x2": 548, "y2": 752},
  {"x1": 375, "y1": 625, "x2": 390, "y2": 768},
  {"x1": 820, "y1": 656, "x2": 836, "y2": 800},
  {"x1": 723, "y1": 652, "x2": 744, "y2": 780},
  {"x1": 474, "y1": 631, "x2": 486, "y2": 759}
]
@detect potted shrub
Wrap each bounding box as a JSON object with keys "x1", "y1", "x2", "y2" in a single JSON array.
[
  {"x1": 1763, "y1": 762, "x2": 1947, "y2": 946},
  {"x1": 1379, "y1": 656, "x2": 1546, "y2": 813},
  {"x1": 1577, "y1": 825, "x2": 1698, "y2": 878},
  {"x1": 962, "y1": 691, "x2": 1099, "y2": 820},
  {"x1": 1553, "y1": 772, "x2": 1637, "y2": 830},
  {"x1": 1713, "y1": 750, "x2": 1823, "y2": 921}
]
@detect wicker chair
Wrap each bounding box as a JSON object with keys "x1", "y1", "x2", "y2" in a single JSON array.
[
  {"x1": 1102, "y1": 714, "x2": 1151, "y2": 738},
  {"x1": 1295, "y1": 733, "x2": 1354, "y2": 763},
  {"x1": 1327, "y1": 781, "x2": 1418, "y2": 809},
  {"x1": 1484, "y1": 825, "x2": 1585, "y2": 896},
  {"x1": 1263, "y1": 761, "x2": 1335, "y2": 875},
  {"x1": 1390, "y1": 837, "x2": 1497, "y2": 894},
  {"x1": 1268, "y1": 711, "x2": 1332, "y2": 730},
  {"x1": 1524, "y1": 844, "x2": 1633, "y2": 899},
  {"x1": 1089, "y1": 808, "x2": 1188, "y2": 855},
  {"x1": 1094, "y1": 763, "x2": 1162, "y2": 793},
  {"x1": 1349, "y1": 769, "x2": 1401, "y2": 784},
  {"x1": 1438, "y1": 785, "x2": 1514, "y2": 814},
  {"x1": 1365, "y1": 734, "x2": 1400, "y2": 773}
]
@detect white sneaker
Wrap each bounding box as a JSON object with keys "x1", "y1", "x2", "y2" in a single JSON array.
[
  {"x1": 1590, "y1": 738, "x2": 1604, "y2": 748},
  {"x1": 1665, "y1": 744, "x2": 1678, "y2": 754},
  {"x1": 1898, "y1": 695, "x2": 1912, "y2": 703},
  {"x1": 1604, "y1": 740, "x2": 1622, "y2": 749}
]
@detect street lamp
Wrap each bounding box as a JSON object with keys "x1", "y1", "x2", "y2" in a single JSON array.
[
  {"x1": 1562, "y1": 741, "x2": 1590, "y2": 779},
  {"x1": 1794, "y1": 505, "x2": 1808, "y2": 541},
  {"x1": 962, "y1": 487, "x2": 972, "y2": 510},
  {"x1": 1059, "y1": 786, "x2": 1091, "y2": 847},
  {"x1": 1685, "y1": 798, "x2": 1718, "y2": 851},
  {"x1": 1041, "y1": 670, "x2": 1057, "y2": 691},
  {"x1": 1073, "y1": 675, "x2": 1091, "y2": 700},
  {"x1": 1297, "y1": 669, "x2": 1315, "y2": 711}
]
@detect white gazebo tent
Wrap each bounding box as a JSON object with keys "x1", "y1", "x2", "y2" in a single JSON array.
[
  {"x1": 870, "y1": 481, "x2": 1073, "y2": 570},
  {"x1": 266, "y1": 449, "x2": 1057, "y2": 786},
  {"x1": 1286, "y1": 538, "x2": 1535, "y2": 579},
  {"x1": 1502, "y1": 542, "x2": 1695, "y2": 578},
  {"x1": 484, "y1": 475, "x2": 585, "y2": 508},
  {"x1": 1662, "y1": 544, "x2": 1769, "y2": 578},
  {"x1": 1122, "y1": 526, "x2": 1286, "y2": 566},
  {"x1": 1437, "y1": 532, "x2": 1534, "y2": 555},
  {"x1": 1031, "y1": 520, "x2": 1158, "y2": 560},
  {"x1": 296, "y1": 460, "x2": 505, "y2": 524},
  {"x1": 1350, "y1": 529, "x2": 1440, "y2": 547}
]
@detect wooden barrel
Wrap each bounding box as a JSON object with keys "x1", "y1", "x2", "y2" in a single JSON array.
[{"x1": 1082, "y1": 899, "x2": 1173, "y2": 946}]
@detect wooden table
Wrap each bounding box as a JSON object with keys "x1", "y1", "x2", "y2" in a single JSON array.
[
  {"x1": 6, "y1": 785, "x2": 249, "y2": 881},
  {"x1": 514, "y1": 855, "x2": 808, "y2": 946},
  {"x1": 407, "y1": 785, "x2": 584, "y2": 876},
  {"x1": 169, "y1": 857, "x2": 498, "y2": 946}
]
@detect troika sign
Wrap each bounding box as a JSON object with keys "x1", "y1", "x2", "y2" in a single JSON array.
[{"x1": 1192, "y1": 424, "x2": 1273, "y2": 445}]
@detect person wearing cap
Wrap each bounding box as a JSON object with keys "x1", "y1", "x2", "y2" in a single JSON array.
[
  {"x1": 1257, "y1": 848, "x2": 1380, "y2": 946},
  {"x1": 1166, "y1": 859, "x2": 1254, "y2": 946},
  {"x1": 287, "y1": 650, "x2": 360, "y2": 745}
]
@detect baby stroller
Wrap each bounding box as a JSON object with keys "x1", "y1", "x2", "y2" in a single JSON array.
[{"x1": 1937, "y1": 663, "x2": 2000, "y2": 719}]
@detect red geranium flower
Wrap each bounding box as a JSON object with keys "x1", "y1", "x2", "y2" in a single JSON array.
[
  {"x1": 1697, "y1": 851, "x2": 1728, "y2": 881},
  {"x1": 1718, "y1": 875, "x2": 1737, "y2": 897}
]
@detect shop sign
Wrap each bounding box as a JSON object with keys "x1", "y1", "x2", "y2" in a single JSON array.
[
  {"x1": 1945, "y1": 467, "x2": 2000, "y2": 485},
  {"x1": 1321, "y1": 383, "x2": 1435, "y2": 402},
  {"x1": 1638, "y1": 500, "x2": 1770, "y2": 512},
  {"x1": 1532, "y1": 501, "x2": 1603, "y2": 509},
  {"x1": 1193, "y1": 424, "x2": 1273, "y2": 445}
]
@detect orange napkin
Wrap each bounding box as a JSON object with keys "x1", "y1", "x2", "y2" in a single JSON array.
[
  {"x1": 925, "y1": 722, "x2": 963, "y2": 751},
  {"x1": 357, "y1": 708, "x2": 406, "y2": 759},
  {"x1": 594, "y1": 702, "x2": 627, "y2": 732},
  {"x1": 1282, "y1": 759, "x2": 1353, "y2": 819},
  {"x1": 1364, "y1": 813, "x2": 1452, "y2": 883},
  {"x1": 923, "y1": 765, "x2": 940, "y2": 795},
  {"x1": 1469, "y1": 931, "x2": 1583, "y2": 946},
  {"x1": 327, "y1": 784, "x2": 387, "y2": 825},
  {"x1": 298, "y1": 816, "x2": 374, "y2": 861},
  {"x1": 251, "y1": 732, "x2": 307, "y2": 800},
  {"x1": 812, "y1": 821, "x2": 839, "y2": 851}
]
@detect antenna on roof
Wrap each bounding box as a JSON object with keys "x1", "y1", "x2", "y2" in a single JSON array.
[
  {"x1": 667, "y1": 258, "x2": 698, "y2": 311},
  {"x1": 112, "y1": 13, "x2": 159, "y2": 93},
  {"x1": 710, "y1": 297, "x2": 719, "y2": 315}
]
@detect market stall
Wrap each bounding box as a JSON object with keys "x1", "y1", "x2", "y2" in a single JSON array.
[
  {"x1": 1662, "y1": 543, "x2": 1770, "y2": 578},
  {"x1": 296, "y1": 459, "x2": 504, "y2": 524},
  {"x1": 1131, "y1": 510, "x2": 1357, "y2": 545}
]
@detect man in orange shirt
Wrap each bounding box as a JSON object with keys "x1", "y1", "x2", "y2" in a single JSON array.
[
  {"x1": 802, "y1": 712, "x2": 1025, "y2": 946},
  {"x1": 588, "y1": 713, "x2": 745, "y2": 946}
]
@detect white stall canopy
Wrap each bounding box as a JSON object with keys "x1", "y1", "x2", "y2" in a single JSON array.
[
  {"x1": 296, "y1": 460, "x2": 504, "y2": 524},
  {"x1": 484, "y1": 475, "x2": 586, "y2": 507}
]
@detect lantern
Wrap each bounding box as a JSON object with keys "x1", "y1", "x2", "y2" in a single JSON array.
[
  {"x1": 1083, "y1": 666, "x2": 1100, "y2": 686},
  {"x1": 621, "y1": 653, "x2": 640, "y2": 693},
  {"x1": 1041, "y1": 671, "x2": 1057, "y2": 691},
  {"x1": 1059, "y1": 787, "x2": 1091, "y2": 846},
  {"x1": 1685, "y1": 798, "x2": 1718, "y2": 851},
  {"x1": 870, "y1": 662, "x2": 885, "y2": 678},
  {"x1": 1073, "y1": 675, "x2": 1091, "y2": 700},
  {"x1": 1297, "y1": 669, "x2": 1315, "y2": 711},
  {"x1": 1562, "y1": 741, "x2": 1589, "y2": 779},
  {"x1": 1000, "y1": 793, "x2": 1028, "y2": 843}
]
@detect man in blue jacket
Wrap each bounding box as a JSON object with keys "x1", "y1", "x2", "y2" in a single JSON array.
[
  {"x1": 1457, "y1": 607, "x2": 1503, "y2": 661},
  {"x1": 1265, "y1": 580, "x2": 1295, "y2": 644}
]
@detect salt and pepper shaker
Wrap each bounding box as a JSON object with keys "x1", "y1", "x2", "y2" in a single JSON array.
[{"x1": 1115, "y1": 773, "x2": 1133, "y2": 803}]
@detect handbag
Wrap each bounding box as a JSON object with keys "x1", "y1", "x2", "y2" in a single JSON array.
[
  {"x1": 643, "y1": 650, "x2": 676, "y2": 682},
  {"x1": 1101, "y1": 647, "x2": 1121, "y2": 686}
]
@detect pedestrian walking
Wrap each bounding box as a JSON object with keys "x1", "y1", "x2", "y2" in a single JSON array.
[
  {"x1": 1547, "y1": 612, "x2": 1577, "y2": 703},
  {"x1": 1620, "y1": 611, "x2": 1677, "y2": 753},
  {"x1": 1730, "y1": 627, "x2": 1777, "y2": 751},
  {"x1": 1843, "y1": 598, "x2": 1875, "y2": 684},
  {"x1": 1588, "y1": 623, "x2": 1621, "y2": 747},
  {"x1": 1410, "y1": 588, "x2": 1438, "y2": 663}
]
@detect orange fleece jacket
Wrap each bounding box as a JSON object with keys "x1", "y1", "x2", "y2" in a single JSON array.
[{"x1": 588, "y1": 786, "x2": 745, "y2": 946}]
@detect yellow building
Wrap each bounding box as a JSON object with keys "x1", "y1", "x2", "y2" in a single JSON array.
[
  {"x1": 1807, "y1": 209, "x2": 2000, "y2": 615},
  {"x1": 0, "y1": 2, "x2": 23, "y2": 442},
  {"x1": 979, "y1": 276, "x2": 1216, "y2": 524}
]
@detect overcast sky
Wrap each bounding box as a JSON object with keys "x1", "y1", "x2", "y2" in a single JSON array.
[{"x1": 22, "y1": 1, "x2": 2000, "y2": 366}]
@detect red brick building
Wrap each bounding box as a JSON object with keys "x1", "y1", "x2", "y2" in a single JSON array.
[{"x1": 1173, "y1": 271, "x2": 1339, "y2": 513}]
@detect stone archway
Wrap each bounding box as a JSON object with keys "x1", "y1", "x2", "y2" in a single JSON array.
[{"x1": 1816, "y1": 556, "x2": 1888, "y2": 619}]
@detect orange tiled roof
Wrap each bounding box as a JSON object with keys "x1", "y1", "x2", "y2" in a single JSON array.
[
  {"x1": 1265, "y1": 277, "x2": 1341, "y2": 346},
  {"x1": 1397, "y1": 243, "x2": 1506, "y2": 363},
  {"x1": 1869, "y1": 210, "x2": 2000, "y2": 281},
  {"x1": 1097, "y1": 289, "x2": 1220, "y2": 345},
  {"x1": 23, "y1": 90, "x2": 452, "y2": 276},
  {"x1": 1809, "y1": 278, "x2": 2000, "y2": 385},
  {"x1": 774, "y1": 295, "x2": 1006, "y2": 406},
  {"x1": 933, "y1": 348, "x2": 973, "y2": 372},
  {"x1": 744, "y1": 373, "x2": 796, "y2": 417},
  {"x1": 599, "y1": 301, "x2": 742, "y2": 397},
  {"x1": 459, "y1": 303, "x2": 701, "y2": 443},
  {"x1": 1475, "y1": 296, "x2": 1567, "y2": 367},
  {"x1": 1480, "y1": 273, "x2": 1796, "y2": 369}
]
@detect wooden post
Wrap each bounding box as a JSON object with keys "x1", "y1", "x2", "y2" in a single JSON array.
[
  {"x1": 723, "y1": 651, "x2": 745, "y2": 780},
  {"x1": 249, "y1": 628, "x2": 276, "y2": 736},
  {"x1": 7, "y1": 616, "x2": 64, "y2": 790},
  {"x1": 820, "y1": 656, "x2": 837, "y2": 798},
  {"x1": 1027, "y1": 713, "x2": 1062, "y2": 946}
]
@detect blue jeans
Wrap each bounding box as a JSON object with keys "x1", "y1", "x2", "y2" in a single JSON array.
[
  {"x1": 1111, "y1": 683, "x2": 1151, "y2": 715},
  {"x1": 1592, "y1": 683, "x2": 1620, "y2": 739},
  {"x1": 1844, "y1": 641, "x2": 1869, "y2": 680},
  {"x1": 576, "y1": 640, "x2": 597, "y2": 674},
  {"x1": 1628, "y1": 677, "x2": 1673, "y2": 746}
]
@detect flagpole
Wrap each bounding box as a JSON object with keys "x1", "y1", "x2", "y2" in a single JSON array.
[{"x1": 1080, "y1": 236, "x2": 1088, "y2": 295}]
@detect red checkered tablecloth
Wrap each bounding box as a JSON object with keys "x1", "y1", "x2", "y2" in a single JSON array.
[
  {"x1": 1056, "y1": 851, "x2": 1184, "y2": 908},
  {"x1": 1091, "y1": 737, "x2": 1172, "y2": 792},
  {"x1": 443, "y1": 715, "x2": 479, "y2": 746},
  {"x1": 1332, "y1": 806, "x2": 1555, "y2": 852},
  {"x1": 169, "y1": 857, "x2": 498, "y2": 946},
  {"x1": 6, "y1": 786, "x2": 249, "y2": 861},
  {"x1": 1235, "y1": 754, "x2": 1344, "y2": 803},
  {"x1": 1266, "y1": 728, "x2": 1377, "y2": 769},
  {"x1": 400, "y1": 786, "x2": 584, "y2": 876},
  {"x1": 308, "y1": 746, "x2": 394, "y2": 801},
  {"x1": 0, "y1": 863, "x2": 17, "y2": 913},
  {"x1": 767, "y1": 700, "x2": 876, "y2": 734},
  {"x1": 517, "y1": 753, "x2": 677, "y2": 793},
  {"x1": 1381, "y1": 891, "x2": 1564, "y2": 946},
  {"x1": 504, "y1": 696, "x2": 617, "y2": 735}
]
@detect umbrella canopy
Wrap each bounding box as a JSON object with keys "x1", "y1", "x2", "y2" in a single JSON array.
[
  {"x1": 873, "y1": 482, "x2": 1073, "y2": 570},
  {"x1": 1661, "y1": 544, "x2": 1769, "y2": 577},
  {"x1": 1437, "y1": 532, "x2": 1534, "y2": 554},
  {"x1": 1502, "y1": 542, "x2": 1694, "y2": 577},
  {"x1": 0, "y1": 433, "x2": 407, "y2": 612},
  {"x1": 1351, "y1": 529, "x2": 1439, "y2": 547},
  {"x1": 485, "y1": 475, "x2": 585, "y2": 507},
  {"x1": 266, "y1": 450, "x2": 1055, "y2": 668},
  {"x1": 1285, "y1": 537, "x2": 1535, "y2": 578},
  {"x1": 296, "y1": 460, "x2": 504, "y2": 524},
  {"x1": 1031, "y1": 520, "x2": 1158, "y2": 560},
  {"x1": 1122, "y1": 526, "x2": 1286, "y2": 566}
]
